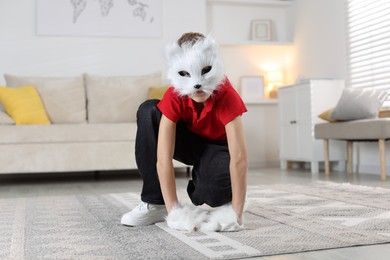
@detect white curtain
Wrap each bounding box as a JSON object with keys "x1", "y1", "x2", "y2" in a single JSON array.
[{"x1": 346, "y1": 0, "x2": 390, "y2": 107}]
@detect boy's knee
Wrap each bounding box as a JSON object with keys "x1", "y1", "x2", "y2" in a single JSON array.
[
  {"x1": 137, "y1": 99, "x2": 160, "y2": 118},
  {"x1": 187, "y1": 180, "x2": 232, "y2": 208}
]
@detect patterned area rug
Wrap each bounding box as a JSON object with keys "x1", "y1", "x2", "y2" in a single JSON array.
[{"x1": 1, "y1": 182, "x2": 390, "y2": 259}]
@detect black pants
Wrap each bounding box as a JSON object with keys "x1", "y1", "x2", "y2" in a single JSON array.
[{"x1": 135, "y1": 99, "x2": 232, "y2": 208}]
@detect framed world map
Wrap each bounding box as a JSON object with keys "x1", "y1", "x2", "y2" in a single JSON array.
[{"x1": 36, "y1": 0, "x2": 162, "y2": 38}]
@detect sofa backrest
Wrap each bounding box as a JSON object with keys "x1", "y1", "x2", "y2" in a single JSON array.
[
  {"x1": 2, "y1": 72, "x2": 162, "y2": 125},
  {"x1": 85, "y1": 72, "x2": 161, "y2": 123},
  {"x1": 4, "y1": 74, "x2": 86, "y2": 124}
]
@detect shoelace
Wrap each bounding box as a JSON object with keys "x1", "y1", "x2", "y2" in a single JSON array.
[{"x1": 137, "y1": 202, "x2": 148, "y2": 211}]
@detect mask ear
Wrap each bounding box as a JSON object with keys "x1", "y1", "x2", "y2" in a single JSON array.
[
  {"x1": 165, "y1": 42, "x2": 181, "y2": 65},
  {"x1": 199, "y1": 34, "x2": 219, "y2": 55}
]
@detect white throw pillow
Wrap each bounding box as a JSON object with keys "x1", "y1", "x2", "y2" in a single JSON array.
[
  {"x1": 330, "y1": 88, "x2": 389, "y2": 121},
  {"x1": 85, "y1": 72, "x2": 161, "y2": 123},
  {"x1": 4, "y1": 74, "x2": 86, "y2": 124},
  {"x1": 0, "y1": 110, "x2": 14, "y2": 125}
]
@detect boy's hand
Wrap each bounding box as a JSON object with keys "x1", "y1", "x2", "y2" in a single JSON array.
[
  {"x1": 166, "y1": 204, "x2": 244, "y2": 232},
  {"x1": 166, "y1": 204, "x2": 208, "y2": 231}
]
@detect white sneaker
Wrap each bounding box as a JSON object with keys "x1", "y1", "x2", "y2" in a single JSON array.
[{"x1": 121, "y1": 202, "x2": 167, "y2": 226}]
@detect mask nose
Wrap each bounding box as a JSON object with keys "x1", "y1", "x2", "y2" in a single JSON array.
[{"x1": 194, "y1": 84, "x2": 202, "y2": 89}]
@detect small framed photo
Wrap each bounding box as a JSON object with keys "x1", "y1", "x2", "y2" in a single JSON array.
[
  {"x1": 240, "y1": 76, "x2": 264, "y2": 101},
  {"x1": 251, "y1": 19, "x2": 271, "y2": 41}
]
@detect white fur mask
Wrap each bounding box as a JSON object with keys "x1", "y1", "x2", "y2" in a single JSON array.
[{"x1": 165, "y1": 35, "x2": 225, "y2": 97}]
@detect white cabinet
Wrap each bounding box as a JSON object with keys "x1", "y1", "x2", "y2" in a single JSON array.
[{"x1": 278, "y1": 80, "x2": 346, "y2": 173}]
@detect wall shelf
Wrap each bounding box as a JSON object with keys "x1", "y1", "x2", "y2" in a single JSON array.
[
  {"x1": 243, "y1": 98, "x2": 278, "y2": 105},
  {"x1": 207, "y1": 0, "x2": 292, "y2": 7},
  {"x1": 221, "y1": 41, "x2": 293, "y2": 46},
  {"x1": 207, "y1": 0, "x2": 293, "y2": 44}
]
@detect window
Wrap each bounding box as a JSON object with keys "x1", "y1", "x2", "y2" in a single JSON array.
[{"x1": 346, "y1": 0, "x2": 390, "y2": 107}]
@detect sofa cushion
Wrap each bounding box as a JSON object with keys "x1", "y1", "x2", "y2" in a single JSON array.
[
  {"x1": 0, "y1": 123, "x2": 137, "y2": 144},
  {"x1": 0, "y1": 85, "x2": 51, "y2": 125},
  {"x1": 4, "y1": 74, "x2": 86, "y2": 124},
  {"x1": 85, "y1": 72, "x2": 161, "y2": 123},
  {"x1": 148, "y1": 86, "x2": 170, "y2": 100},
  {"x1": 315, "y1": 118, "x2": 390, "y2": 140}
]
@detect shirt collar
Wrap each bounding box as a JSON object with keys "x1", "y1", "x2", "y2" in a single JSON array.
[{"x1": 186, "y1": 85, "x2": 228, "y2": 120}]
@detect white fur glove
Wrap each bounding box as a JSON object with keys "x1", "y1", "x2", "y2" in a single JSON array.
[
  {"x1": 165, "y1": 204, "x2": 243, "y2": 232},
  {"x1": 166, "y1": 204, "x2": 208, "y2": 231},
  {"x1": 199, "y1": 205, "x2": 244, "y2": 232}
]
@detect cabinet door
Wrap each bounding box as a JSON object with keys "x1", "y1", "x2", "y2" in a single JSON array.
[
  {"x1": 295, "y1": 85, "x2": 313, "y2": 159},
  {"x1": 279, "y1": 87, "x2": 296, "y2": 126},
  {"x1": 295, "y1": 85, "x2": 311, "y2": 125},
  {"x1": 281, "y1": 124, "x2": 298, "y2": 158},
  {"x1": 296, "y1": 124, "x2": 313, "y2": 159},
  {"x1": 279, "y1": 87, "x2": 298, "y2": 159}
]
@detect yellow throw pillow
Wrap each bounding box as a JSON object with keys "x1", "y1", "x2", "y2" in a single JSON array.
[
  {"x1": 318, "y1": 108, "x2": 338, "y2": 122},
  {"x1": 0, "y1": 85, "x2": 51, "y2": 125},
  {"x1": 148, "y1": 86, "x2": 170, "y2": 100},
  {"x1": 379, "y1": 108, "x2": 390, "y2": 118}
]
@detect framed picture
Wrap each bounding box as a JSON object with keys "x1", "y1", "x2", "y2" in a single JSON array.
[
  {"x1": 240, "y1": 76, "x2": 264, "y2": 101},
  {"x1": 251, "y1": 19, "x2": 272, "y2": 41}
]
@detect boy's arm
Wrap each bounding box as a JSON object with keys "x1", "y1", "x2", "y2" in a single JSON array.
[
  {"x1": 156, "y1": 115, "x2": 178, "y2": 213},
  {"x1": 225, "y1": 116, "x2": 248, "y2": 225}
]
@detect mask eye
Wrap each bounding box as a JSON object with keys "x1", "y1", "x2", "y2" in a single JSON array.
[
  {"x1": 201, "y1": 66, "x2": 212, "y2": 75},
  {"x1": 178, "y1": 71, "x2": 190, "y2": 77}
]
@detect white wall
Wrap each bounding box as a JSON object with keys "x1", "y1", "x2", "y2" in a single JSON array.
[
  {"x1": 0, "y1": 0, "x2": 206, "y2": 84},
  {"x1": 292, "y1": 0, "x2": 347, "y2": 80}
]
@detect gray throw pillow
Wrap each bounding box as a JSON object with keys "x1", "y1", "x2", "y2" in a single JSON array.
[{"x1": 330, "y1": 88, "x2": 388, "y2": 121}]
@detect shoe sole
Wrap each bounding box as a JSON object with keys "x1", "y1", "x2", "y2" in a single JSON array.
[{"x1": 121, "y1": 212, "x2": 167, "y2": 226}]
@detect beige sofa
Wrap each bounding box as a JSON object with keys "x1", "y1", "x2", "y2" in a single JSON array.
[{"x1": 0, "y1": 72, "x2": 185, "y2": 174}]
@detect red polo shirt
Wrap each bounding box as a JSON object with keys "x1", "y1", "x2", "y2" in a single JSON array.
[{"x1": 157, "y1": 78, "x2": 247, "y2": 141}]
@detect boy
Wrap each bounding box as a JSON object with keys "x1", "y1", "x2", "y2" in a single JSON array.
[{"x1": 121, "y1": 32, "x2": 247, "y2": 230}]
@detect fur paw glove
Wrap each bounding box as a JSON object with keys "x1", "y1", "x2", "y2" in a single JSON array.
[
  {"x1": 166, "y1": 204, "x2": 208, "y2": 231},
  {"x1": 200, "y1": 205, "x2": 244, "y2": 232},
  {"x1": 165, "y1": 204, "x2": 244, "y2": 232}
]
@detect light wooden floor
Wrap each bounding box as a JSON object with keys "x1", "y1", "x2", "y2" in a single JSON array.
[{"x1": 0, "y1": 167, "x2": 389, "y2": 259}]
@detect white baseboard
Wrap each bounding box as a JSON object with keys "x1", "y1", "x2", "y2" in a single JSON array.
[
  {"x1": 248, "y1": 161, "x2": 279, "y2": 169},
  {"x1": 356, "y1": 164, "x2": 390, "y2": 176}
]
